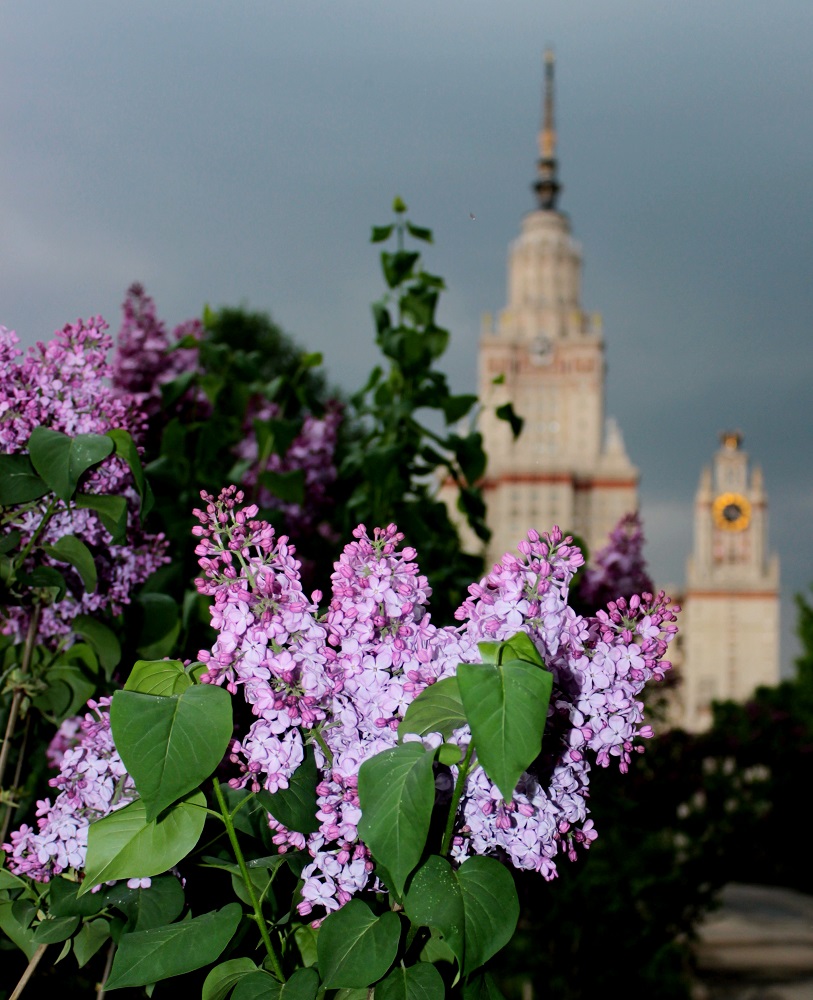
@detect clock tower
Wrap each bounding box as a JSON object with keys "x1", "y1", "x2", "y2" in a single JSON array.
[
  {"x1": 475, "y1": 51, "x2": 639, "y2": 566},
  {"x1": 677, "y1": 432, "x2": 780, "y2": 730}
]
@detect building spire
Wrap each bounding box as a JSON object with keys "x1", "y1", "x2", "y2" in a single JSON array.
[{"x1": 533, "y1": 48, "x2": 562, "y2": 211}]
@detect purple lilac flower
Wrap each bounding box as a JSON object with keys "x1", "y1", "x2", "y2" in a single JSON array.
[
  {"x1": 0, "y1": 320, "x2": 169, "y2": 645},
  {"x1": 4, "y1": 494, "x2": 677, "y2": 912},
  {"x1": 233, "y1": 399, "x2": 342, "y2": 538},
  {"x1": 46, "y1": 716, "x2": 84, "y2": 769},
  {"x1": 3, "y1": 700, "x2": 137, "y2": 883},
  {"x1": 191, "y1": 494, "x2": 678, "y2": 917},
  {"x1": 578, "y1": 512, "x2": 654, "y2": 612},
  {"x1": 110, "y1": 283, "x2": 204, "y2": 417}
]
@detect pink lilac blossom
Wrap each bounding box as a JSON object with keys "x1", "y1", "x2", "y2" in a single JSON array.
[
  {"x1": 4, "y1": 492, "x2": 676, "y2": 911},
  {"x1": 0, "y1": 320, "x2": 169, "y2": 645},
  {"x1": 234, "y1": 399, "x2": 342, "y2": 538},
  {"x1": 46, "y1": 716, "x2": 84, "y2": 769},
  {"x1": 191, "y1": 491, "x2": 678, "y2": 917},
  {"x1": 578, "y1": 511, "x2": 654, "y2": 612},
  {"x1": 110, "y1": 283, "x2": 204, "y2": 417},
  {"x1": 2, "y1": 700, "x2": 138, "y2": 883}
]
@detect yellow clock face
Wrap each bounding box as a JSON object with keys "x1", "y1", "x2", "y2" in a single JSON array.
[{"x1": 712, "y1": 492, "x2": 751, "y2": 532}]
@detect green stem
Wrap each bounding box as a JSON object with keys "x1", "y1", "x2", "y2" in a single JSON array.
[
  {"x1": 311, "y1": 727, "x2": 333, "y2": 767},
  {"x1": 17, "y1": 497, "x2": 59, "y2": 566},
  {"x1": 0, "y1": 605, "x2": 41, "y2": 794},
  {"x1": 440, "y1": 741, "x2": 475, "y2": 857},
  {"x1": 212, "y1": 779, "x2": 285, "y2": 982}
]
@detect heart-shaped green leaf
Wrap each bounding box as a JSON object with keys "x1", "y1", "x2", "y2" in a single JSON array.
[
  {"x1": 42, "y1": 534, "x2": 97, "y2": 592},
  {"x1": 404, "y1": 855, "x2": 465, "y2": 969},
  {"x1": 110, "y1": 685, "x2": 232, "y2": 821},
  {"x1": 376, "y1": 962, "x2": 445, "y2": 1000},
  {"x1": 28, "y1": 427, "x2": 114, "y2": 502},
  {"x1": 398, "y1": 676, "x2": 466, "y2": 741},
  {"x1": 81, "y1": 791, "x2": 206, "y2": 893},
  {"x1": 357, "y1": 742, "x2": 435, "y2": 896},
  {"x1": 124, "y1": 659, "x2": 192, "y2": 696},
  {"x1": 457, "y1": 659, "x2": 552, "y2": 802},
  {"x1": 103, "y1": 902, "x2": 241, "y2": 990},
  {"x1": 0, "y1": 455, "x2": 49, "y2": 505},
  {"x1": 317, "y1": 900, "x2": 400, "y2": 989}
]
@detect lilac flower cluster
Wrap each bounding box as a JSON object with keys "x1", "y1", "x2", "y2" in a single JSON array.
[
  {"x1": 192, "y1": 491, "x2": 678, "y2": 916},
  {"x1": 0, "y1": 320, "x2": 168, "y2": 644},
  {"x1": 111, "y1": 283, "x2": 204, "y2": 417},
  {"x1": 578, "y1": 511, "x2": 654, "y2": 612},
  {"x1": 3, "y1": 699, "x2": 136, "y2": 883},
  {"x1": 233, "y1": 399, "x2": 342, "y2": 538},
  {"x1": 3, "y1": 493, "x2": 676, "y2": 910}
]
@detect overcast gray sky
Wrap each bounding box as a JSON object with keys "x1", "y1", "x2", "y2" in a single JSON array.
[{"x1": 2, "y1": 2, "x2": 811, "y2": 673}]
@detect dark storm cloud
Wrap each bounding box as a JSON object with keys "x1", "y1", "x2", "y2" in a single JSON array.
[{"x1": 2, "y1": 0, "x2": 811, "y2": 671}]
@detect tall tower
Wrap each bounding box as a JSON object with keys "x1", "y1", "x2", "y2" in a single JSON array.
[
  {"x1": 477, "y1": 51, "x2": 638, "y2": 566},
  {"x1": 677, "y1": 432, "x2": 780, "y2": 731}
]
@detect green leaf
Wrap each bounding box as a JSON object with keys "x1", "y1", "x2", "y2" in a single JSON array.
[
  {"x1": 405, "y1": 855, "x2": 518, "y2": 976},
  {"x1": 454, "y1": 432, "x2": 486, "y2": 485},
  {"x1": 0, "y1": 899, "x2": 39, "y2": 960},
  {"x1": 0, "y1": 454, "x2": 49, "y2": 505},
  {"x1": 32, "y1": 914, "x2": 79, "y2": 944},
  {"x1": 0, "y1": 868, "x2": 31, "y2": 892},
  {"x1": 279, "y1": 967, "x2": 320, "y2": 1000},
  {"x1": 48, "y1": 877, "x2": 107, "y2": 918},
  {"x1": 42, "y1": 534, "x2": 97, "y2": 592},
  {"x1": 259, "y1": 468, "x2": 306, "y2": 506},
  {"x1": 81, "y1": 792, "x2": 207, "y2": 894},
  {"x1": 73, "y1": 918, "x2": 110, "y2": 968},
  {"x1": 495, "y1": 402, "x2": 524, "y2": 441},
  {"x1": 501, "y1": 631, "x2": 544, "y2": 667},
  {"x1": 371, "y1": 224, "x2": 395, "y2": 243},
  {"x1": 232, "y1": 971, "x2": 281, "y2": 1000},
  {"x1": 110, "y1": 686, "x2": 232, "y2": 821},
  {"x1": 124, "y1": 659, "x2": 192, "y2": 696},
  {"x1": 135, "y1": 592, "x2": 181, "y2": 659},
  {"x1": 28, "y1": 427, "x2": 114, "y2": 502},
  {"x1": 317, "y1": 899, "x2": 401, "y2": 989},
  {"x1": 441, "y1": 394, "x2": 478, "y2": 425},
  {"x1": 103, "y1": 902, "x2": 242, "y2": 990},
  {"x1": 106, "y1": 428, "x2": 148, "y2": 511},
  {"x1": 0, "y1": 528, "x2": 21, "y2": 554},
  {"x1": 405, "y1": 222, "x2": 434, "y2": 244},
  {"x1": 103, "y1": 875, "x2": 186, "y2": 930},
  {"x1": 258, "y1": 741, "x2": 320, "y2": 835},
  {"x1": 18, "y1": 564, "x2": 67, "y2": 600},
  {"x1": 392, "y1": 196, "x2": 408, "y2": 213},
  {"x1": 404, "y1": 855, "x2": 465, "y2": 970},
  {"x1": 72, "y1": 615, "x2": 121, "y2": 675},
  {"x1": 462, "y1": 972, "x2": 507, "y2": 1000},
  {"x1": 33, "y1": 663, "x2": 96, "y2": 721},
  {"x1": 202, "y1": 957, "x2": 259, "y2": 1000},
  {"x1": 457, "y1": 659, "x2": 552, "y2": 802},
  {"x1": 398, "y1": 676, "x2": 466, "y2": 741},
  {"x1": 294, "y1": 923, "x2": 319, "y2": 967},
  {"x1": 377, "y1": 962, "x2": 445, "y2": 1000},
  {"x1": 74, "y1": 493, "x2": 129, "y2": 543},
  {"x1": 357, "y1": 742, "x2": 435, "y2": 896},
  {"x1": 457, "y1": 856, "x2": 519, "y2": 975},
  {"x1": 381, "y1": 251, "x2": 420, "y2": 289}
]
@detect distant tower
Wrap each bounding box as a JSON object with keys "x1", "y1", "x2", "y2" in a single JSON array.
[
  {"x1": 476, "y1": 51, "x2": 638, "y2": 566},
  {"x1": 677, "y1": 432, "x2": 780, "y2": 730}
]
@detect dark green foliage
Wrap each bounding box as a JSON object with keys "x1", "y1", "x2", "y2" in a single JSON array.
[{"x1": 334, "y1": 198, "x2": 492, "y2": 620}]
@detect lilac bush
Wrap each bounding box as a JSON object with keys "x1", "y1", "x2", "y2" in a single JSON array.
[
  {"x1": 5, "y1": 487, "x2": 677, "y2": 931},
  {"x1": 0, "y1": 320, "x2": 168, "y2": 646}
]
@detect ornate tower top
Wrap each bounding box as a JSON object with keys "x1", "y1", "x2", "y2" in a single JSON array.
[{"x1": 533, "y1": 49, "x2": 561, "y2": 211}]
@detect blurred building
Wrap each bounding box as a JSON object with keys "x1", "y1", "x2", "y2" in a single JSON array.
[
  {"x1": 674, "y1": 432, "x2": 781, "y2": 731},
  {"x1": 449, "y1": 52, "x2": 780, "y2": 730},
  {"x1": 472, "y1": 50, "x2": 638, "y2": 568}
]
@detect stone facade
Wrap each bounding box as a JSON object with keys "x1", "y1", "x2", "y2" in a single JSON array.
[{"x1": 673, "y1": 433, "x2": 781, "y2": 731}]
